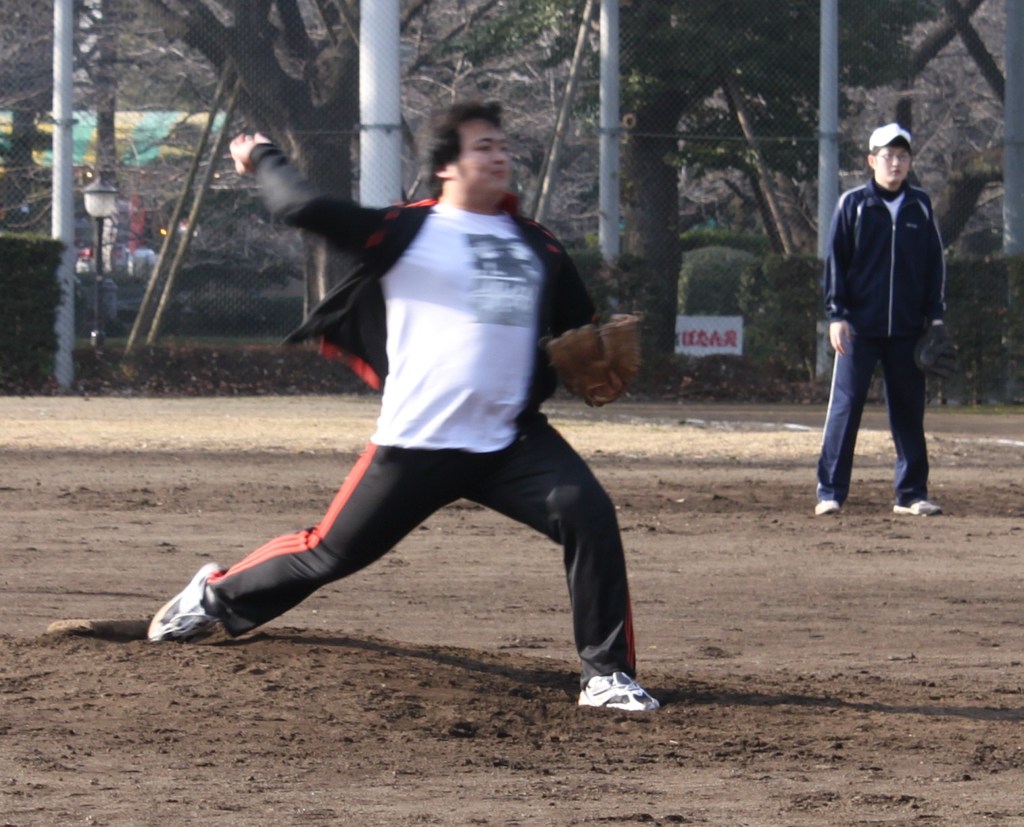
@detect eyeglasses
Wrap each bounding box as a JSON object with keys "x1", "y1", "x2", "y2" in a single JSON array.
[{"x1": 875, "y1": 151, "x2": 910, "y2": 164}]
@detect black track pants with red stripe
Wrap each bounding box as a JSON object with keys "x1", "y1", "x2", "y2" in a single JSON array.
[{"x1": 204, "y1": 415, "x2": 636, "y2": 685}]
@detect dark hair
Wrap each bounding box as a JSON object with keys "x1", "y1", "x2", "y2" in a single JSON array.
[{"x1": 427, "y1": 101, "x2": 503, "y2": 196}]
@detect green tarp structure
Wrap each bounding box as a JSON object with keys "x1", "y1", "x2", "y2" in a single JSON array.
[{"x1": 0, "y1": 110, "x2": 226, "y2": 169}]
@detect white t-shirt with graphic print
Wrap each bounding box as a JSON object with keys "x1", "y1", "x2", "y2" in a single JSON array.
[{"x1": 371, "y1": 202, "x2": 543, "y2": 452}]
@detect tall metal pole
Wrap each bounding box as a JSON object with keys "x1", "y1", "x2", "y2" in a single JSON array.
[
  {"x1": 817, "y1": 0, "x2": 839, "y2": 260},
  {"x1": 816, "y1": 0, "x2": 840, "y2": 380},
  {"x1": 52, "y1": 0, "x2": 76, "y2": 388},
  {"x1": 360, "y1": 0, "x2": 402, "y2": 207},
  {"x1": 598, "y1": 0, "x2": 620, "y2": 262}
]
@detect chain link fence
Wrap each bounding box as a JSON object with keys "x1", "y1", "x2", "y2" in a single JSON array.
[{"x1": 1, "y1": 1, "x2": 1020, "y2": 401}]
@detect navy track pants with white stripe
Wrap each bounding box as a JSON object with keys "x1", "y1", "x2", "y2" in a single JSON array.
[{"x1": 817, "y1": 334, "x2": 929, "y2": 507}]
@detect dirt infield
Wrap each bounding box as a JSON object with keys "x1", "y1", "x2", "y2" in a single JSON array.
[{"x1": 2, "y1": 396, "x2": 1023, "y2": 826}]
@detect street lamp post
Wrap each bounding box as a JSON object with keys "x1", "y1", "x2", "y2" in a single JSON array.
[{"x1": 82, "y1": 177, "x2": 118, "y2": 349}]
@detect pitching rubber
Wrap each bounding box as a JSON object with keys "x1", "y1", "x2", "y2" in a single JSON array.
[{"x1": 44, "y1": 618, "x2": 150, "y2": 641}]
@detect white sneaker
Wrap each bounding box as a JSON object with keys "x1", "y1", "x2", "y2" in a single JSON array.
[
  {"x1": 893, "y1": 500, "x2": 942, "y2": 516},
  {"x1": 148, "y1": 563, "x2": 224, "y2": 642},
  {"x1": 578, "y1": 672, "x2": 660, "y2": 712},
  {"x1": 815, "y1": 499, "x2": 841, "y2": 516}
]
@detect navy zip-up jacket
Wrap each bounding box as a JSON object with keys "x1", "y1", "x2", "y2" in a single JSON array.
[
  {"x1": 823, "y1": 178, "x2": 946, "y2": 338},
  {"x1": 249, "y1": 143, "x2": 596, "y2": 421}
]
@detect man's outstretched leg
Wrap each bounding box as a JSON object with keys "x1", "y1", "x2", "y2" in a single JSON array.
[{"x1": 149, "y1": 444, "x2": 461, "y2": 642}]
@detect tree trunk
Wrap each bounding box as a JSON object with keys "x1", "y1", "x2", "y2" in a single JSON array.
[
  {"x1": 283, "y1": 86, "x2": 360, "y2": 307},
  {"x1": 621, "y1": 108, "x2": 682, "y2": 355}
]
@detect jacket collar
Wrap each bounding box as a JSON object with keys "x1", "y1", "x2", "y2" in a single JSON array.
[{"x1": 867, "y1": 178, "x2": 908, "y2": 201}]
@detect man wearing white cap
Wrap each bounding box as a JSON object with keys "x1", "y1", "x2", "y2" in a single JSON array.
[{"x1": 815, "y1": 123, "x2": 948, "y2": 517}]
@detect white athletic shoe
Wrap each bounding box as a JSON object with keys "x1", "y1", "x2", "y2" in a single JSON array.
[
  {"x1": 814, "y1": 499, "x2": 841, "y2": 516},
  {"x1": 148, "y1": 563, "x2": 224, "y2": 642},
  {"x1": 893, "y1": 499, "x2": 942, "y2": 516},
  {"x1": 578, "y1": 672, "x2": 660, "y2": 712}
]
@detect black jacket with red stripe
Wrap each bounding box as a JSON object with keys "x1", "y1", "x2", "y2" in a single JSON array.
[{"x1": 250, "y1": 143, "x2": 595, "y2": 421}]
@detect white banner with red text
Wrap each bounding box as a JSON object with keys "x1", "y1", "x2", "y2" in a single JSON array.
[{"x1": 675, "y1": 315, "x2": 743, "y2": 356}]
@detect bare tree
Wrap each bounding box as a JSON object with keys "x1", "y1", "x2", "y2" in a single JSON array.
[
  {"x1": 0, "y1": 2, "x2": 53, "y2": 233},
  {"x1": 853, "y1": 0, "x2": 1006, "y2": 252},
  {"x1": 131, "y1": 0, "x2": 361, "y2": 302}
]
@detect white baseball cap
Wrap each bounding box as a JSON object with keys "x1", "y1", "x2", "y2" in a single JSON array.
[{"x1": 869, "y1": 123, "x2": 912, "y2": 152}]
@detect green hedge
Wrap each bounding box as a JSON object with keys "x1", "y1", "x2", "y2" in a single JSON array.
[
  {"x1": 672, "y1": 245, "x2": 1024, "y2": 400},
  {"x1": 569, "y1": 248, "x2": 649, "y2": 316},
  {"x1": 679, "y1": 229, "x2": 772, "y2": 257},
  {"x1": 0, "y1": 233, "x2": 63, "y2": 391},
  {"x1": 679, "y1": 246, "x2": 759, "y2": 315},
  {"x1": 941, "y1": 254, "x2": 1024, "y2": 403},
  {"x1": 162, "y1": 294, "x2": 306, "y2": 339},
  {"x1": 568, "y1": 248, "x2": 663, "y2": 358},
  {"x1": 740, "y1": 254, "x2": 821, "y2": 381}
]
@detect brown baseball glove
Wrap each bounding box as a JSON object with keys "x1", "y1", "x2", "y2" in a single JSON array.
[
  {"x1": 599, "y1": 314, "x2": 642, "y2": 385},
  {"x1": 545, "y1": 314, "x2": 641, "y2": 406}
]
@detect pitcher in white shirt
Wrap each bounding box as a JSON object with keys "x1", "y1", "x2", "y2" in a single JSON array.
[{"x1": 147, "y1": 101, "x2": 659, "y2": 713}]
